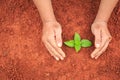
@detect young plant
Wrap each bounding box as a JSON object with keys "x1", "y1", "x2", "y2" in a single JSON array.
[{"x1": 64, "y1": 32, "x2": 92, "y2": 52}]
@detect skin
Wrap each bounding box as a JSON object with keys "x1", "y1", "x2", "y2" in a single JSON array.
[
  {"x1": 33, "y1": 0, "x2": 118, "y2": 61},
  {"x1": 33, "y1": 0, "x2": 65, "y2": 61},
  {"x1": 91, "y1": 0, "x2": 118, "y2": 59}
]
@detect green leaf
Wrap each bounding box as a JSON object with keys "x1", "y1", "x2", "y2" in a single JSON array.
[
  {"x1": 74, "y1": 32, "x2": 81, "y2": 46},
  {"x1": 81, "y1": 39, "x2": 92, "y2": 47},
  {"x1": 74, "y1": 32, "x2": 81, "y2": 41},
  {"x1": 75, "y1": 40, "x2": 81, "y2": 46},
  {"x1": 64, "y1": 40, "x2": 75, "y2": 47},
  {"x1": 75, "y1": 45, "x2": 81, "y2": 52}
]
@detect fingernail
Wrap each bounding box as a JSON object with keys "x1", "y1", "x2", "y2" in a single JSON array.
[
  {"x1": 55, "y1": 57, "x2": 59, "y2": 61},
  {"x1": 61, "y1": 57, "x2": 64, "y2": 60},
  {"x1": 58, "y1": 43, "x2": 62, "y2": 47},
  {"x1": 96, "y1": 44, "x2": 100, "y2": 48},
  {"x1": 95, "y1": 57, "x2": 98, "y2": 59},
  {"x1": 91, "y1": 55, "x2": 94, "y2": 58},
  {"x1": 95, "y1": 56, "x2": 99, "y2": 59},
  {"x1": 63, "y1": 54, "x2": 66, "y2": 58}
]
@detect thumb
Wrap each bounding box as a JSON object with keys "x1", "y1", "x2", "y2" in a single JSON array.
[
  {"x1": 55, "y1": 27, "x2": 62, "y2": 47},
  {"x1": 94, "y1": 30, "x2": 101, "y2": 48}
]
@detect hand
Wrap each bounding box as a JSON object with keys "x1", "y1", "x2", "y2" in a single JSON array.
[
  {"x1": 42, "y1": 21, "x2": 66, "y2": 61},
  {"x1": 91, "y1": 21, "x2": 112, "y2": 59}
]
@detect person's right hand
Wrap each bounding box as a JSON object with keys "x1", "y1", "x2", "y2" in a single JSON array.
[{"x1": 42, "y1": 21, "x2": 66, "y2": 61}]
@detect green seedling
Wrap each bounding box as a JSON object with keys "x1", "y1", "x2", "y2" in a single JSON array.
[{"x1": 64, "y1": 32, "x2": 92, "y2": 52}]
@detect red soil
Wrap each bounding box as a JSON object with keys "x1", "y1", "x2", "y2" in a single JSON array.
[{"x1": 0, "y1": 0, "x2": 120, "y2": 80}]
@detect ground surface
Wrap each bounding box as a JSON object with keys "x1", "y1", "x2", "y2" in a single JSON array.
[{"x1": 0, "y1": 0, "x2": 120, "y2": 80}]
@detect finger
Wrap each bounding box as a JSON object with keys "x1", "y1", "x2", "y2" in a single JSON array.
[
  {"x1": 91, "y1": 33, "x2": 107, "y2": 58},
  {"x1": 45, "y1": 42, "x2": 64, "y2": 60},
  {"x1": 48, "y1": 39, "x2": 66, "y2": 58},
  {"x1": 91, "y1": 48, "x2": 101, "y2": 58},
  {"x1": 94, "y1": 29, "x2": 101, "y2": 48},
  {"x1": 95, "y1": 38, "x2": 111, "y2": 59},
  {"x1": 93, "y1": 26, "x2": 112, "y2": 59},
  {"x1": 45, "y1": 44, "x2": 60, "y2": 61},
  {"x1": 91, "y1": 39, "x2": 107, "y2": 59},
  {"x1": 55, "y1": 26, "x2": 62, "y2": 47},
  {"x1": 47, "y1": 38, "x2": 65, "y2": 59}
]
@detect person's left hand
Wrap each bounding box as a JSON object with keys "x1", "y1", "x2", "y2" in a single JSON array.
[{"x1": 91, "y1": 22, "x2": 112, "y2": 59}]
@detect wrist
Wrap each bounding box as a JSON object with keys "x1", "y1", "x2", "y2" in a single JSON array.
[
  {"x1": 93, "y1": 21, "x2": 107, "y2": 24},
  {"x1": 42, "y1": 20, "x2": 59, "y2": 25},
  {"x1": 94, "y1": 19, "x2": 108, "y2": 23},
  {"x1": 92, "y1": 21, "x2": 108, "y2": 27},
  {"x1": 94, "y1": 16, "x2": 109, "y2": 23},
  {"x1": 41, "y1": 15, "x2": 57, "y2": 24},
  {"x1": 42, "y1": 19, "x2": 57, "y2": 24}
]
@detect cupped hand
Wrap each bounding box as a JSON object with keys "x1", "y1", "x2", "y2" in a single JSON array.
[
  {"x1": 42, "y1": 21, "x2": 65, "y2": 61},
  {"x1": 91, "y1": 22, "x2": 112, "y2": 59}
]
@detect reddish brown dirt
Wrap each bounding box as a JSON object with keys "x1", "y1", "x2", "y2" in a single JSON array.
[{"x1": 0, "y1": 0, "x2": 120, "y2": 80}]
